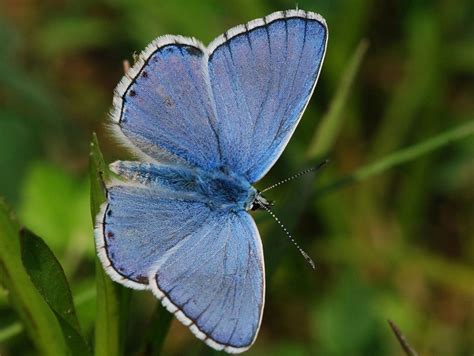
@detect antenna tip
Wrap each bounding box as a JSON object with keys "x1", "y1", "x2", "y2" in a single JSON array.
[{"x1": 302, "y1": 251, "x2": 316, "y2": 270}]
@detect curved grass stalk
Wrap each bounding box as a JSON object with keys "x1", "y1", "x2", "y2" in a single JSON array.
[{"x1": 315, "y1": 120, "x2": 474, "y2": 197}]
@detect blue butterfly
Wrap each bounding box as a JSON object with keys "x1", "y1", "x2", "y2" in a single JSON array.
[{"x1": 95, "y1": 9, "x2": 327, "y2": 353}]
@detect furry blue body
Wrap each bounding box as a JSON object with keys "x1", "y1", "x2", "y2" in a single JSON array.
[{"x1": 112, "y1": 161, "x2": 257, "y2": 212}]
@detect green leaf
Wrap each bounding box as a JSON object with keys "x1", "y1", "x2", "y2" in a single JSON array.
[
  {"x1": 0, "y1": 199, "x2": 66, "y2": 355},
  {"x1": 89, "y1": 134, "x2": 132, "y2": 356},
  {"x1": 20, "y1": 229, "x2": 90, "y2": 355}
]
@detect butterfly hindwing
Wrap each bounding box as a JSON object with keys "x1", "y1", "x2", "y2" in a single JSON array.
[
  {"x1": 95, "y1": 183, "x2": 214, "y2": 289},
  {"x1": 95, "y1": 182, "x2": 264, "y2": 353},
  {"x1": 150, "y1": 211, "x2": 264, "y2": 353}
]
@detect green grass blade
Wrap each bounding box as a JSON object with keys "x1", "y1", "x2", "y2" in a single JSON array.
[
  {"x1": 307, "y1": 39, "x2": 369, "y2": 159},
  {"x1": 89, "y1": 133, "x2": 173, "y2": 355},
  {"x1": 0, "y1": 285, "x2": 97, "y2": 344},
  {"x1": 137, "y1": 303, "x2": 174, "y2": 355},
  {"x1": 89, "y1": 133, "x2": 131, "y2": 356},
  {"x1": 89, "y1": 133, "x2": 110, "y2": 219},
  {"x1": 0, "y1": 322, "x2": 22, "y2": 343},
  {"x1": 315, "y1": 120, "x2": 474, "y2": 196},
  {"x1": 20, "y1": 229, "x2": 90, "y2": 355},
  {"x1": 0, "y1": 199, "x2": 66, "y2": 355},
  {"x1": 94, "y1": 259, "x2": 131, "y2": 356}
]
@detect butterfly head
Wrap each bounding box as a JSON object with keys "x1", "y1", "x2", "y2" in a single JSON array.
[{"x1": 249, "y1": 192, "x2": 274, "y2": 211}]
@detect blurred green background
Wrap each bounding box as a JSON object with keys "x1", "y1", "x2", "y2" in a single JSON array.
[{"x1": 0, "y1": 0, "x2": 473, "y2": 355}]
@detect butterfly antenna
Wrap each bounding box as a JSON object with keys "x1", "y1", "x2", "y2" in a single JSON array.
[
  {"x1": 260, "y1": 205, "x2": 316, "y2": 270},
  {"x1": 260, "y1": 159, "x2": 329, "y2": 193}
]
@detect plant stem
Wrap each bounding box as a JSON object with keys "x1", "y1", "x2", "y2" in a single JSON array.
[{"x1": 388, "y1": 320, "x2": 418, "y2": 356}]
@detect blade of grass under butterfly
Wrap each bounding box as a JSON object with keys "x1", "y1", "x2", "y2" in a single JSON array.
[
  {"x1": 90, "y1": 133, "x2": 132, "y2": 356},
  {"x1": 314, "y1": 120, "x2": 474, "y2": 197},
  {"x1": 137, "y1": 303, "x2": 174, "y2": 355},
  {"x1": 90, "y1": 133, "x2": 110, "y2": 219},
  {"x1": 0, "y1": 199, "x2": 66, "y2": 355},
  {"x1": 90, "y1": 133, "x2": 173, "y2": 355}
]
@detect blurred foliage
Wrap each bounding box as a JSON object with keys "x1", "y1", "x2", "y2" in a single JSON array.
[
  {"x1": 0, "y1": 0, "x2": 473, "y2": 355},
  {"x1": 0, "y1": 200, "x2": 66, "y2": 355}
]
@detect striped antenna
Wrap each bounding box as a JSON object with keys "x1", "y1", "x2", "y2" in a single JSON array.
[
  {"x1": 260, "y1": 204, "x2": 315, "y2": 269},
  {"x1": 260, "y1": 159, "x2": 329, "y2": 193}
]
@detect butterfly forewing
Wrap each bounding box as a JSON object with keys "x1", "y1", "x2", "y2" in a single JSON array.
[
  {"x1": 208, "y1": 11, "x2": 327, "y2": 182},
  {"x1": 110, "y1": 37, "x2": 221, "y2": 169}
]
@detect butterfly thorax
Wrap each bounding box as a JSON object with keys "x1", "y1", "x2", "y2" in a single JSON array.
[
  {"x1": 199, "y1": 170, "x2": 258, "y2": 211},
  {"x1": 111, "y1": 161, "x2": 259, "y2": 212}
]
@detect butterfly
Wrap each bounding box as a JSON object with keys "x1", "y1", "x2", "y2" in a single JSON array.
[{"x1": 95, "y1": 9, "x2": 327, "y2": 353}]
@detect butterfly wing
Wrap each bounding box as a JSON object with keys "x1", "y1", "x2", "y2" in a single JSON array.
[
  {"x1": 111, "y1": 10, "x2": 326, "y2": 181},
  {"x1": 95, "y1": 183, "x2": 213, "y2": 289},
  {"x1": 208, "y1": 10, "x2": 328, "y2": 182},
  {"x1": 110, "y1": 36, "x2": 221, "y2": 170},
  {"x1": 150, "y1": 211, "x2": 264, "y2": 353},
  {"x1": 95, "y1": 184, "x2": 264, "y2": 353}
]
